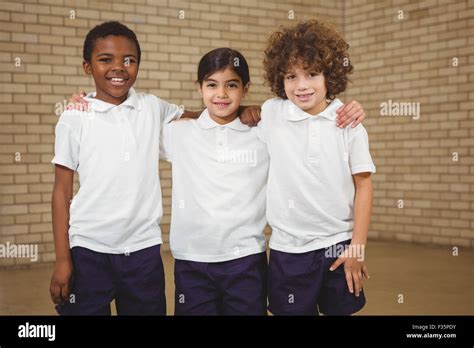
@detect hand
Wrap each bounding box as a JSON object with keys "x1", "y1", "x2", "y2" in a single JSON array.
[
  {"x1": 50, "y1": 259, "x2": 73, "y2": 305},
  {"x1": 335, "y1": 100, "x2": 365, "y2": 128},
  {"x1": 329, "y1": 248, "x2": 369, "y2": 297},
  {"x1": 66, "y1": 91, "x2": 89, "y2": 112},
  {"x1": 239, "y1": 105, "x2": 261, "y2": 127}
]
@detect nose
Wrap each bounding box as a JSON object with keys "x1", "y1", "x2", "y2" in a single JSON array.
[
  {"x1": 112, "y1": 59, "x2": 126, "y2": 71},
  {"x1": 296, "y1": 77, "x2": 308, "y2": 91},
  {"x1": 217, "y1": 87, "x2": 228, "y2": 99}
]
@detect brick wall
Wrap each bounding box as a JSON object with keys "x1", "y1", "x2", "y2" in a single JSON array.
[
  {"x1": 0, "y1": 0, "x2": 472, "y2": 267},
  {"x1": 344, "y1": 0, "x2": 473, "y2": 248},
  {"x1": 0, "y1": 0, "x2": 342, "y2": 265}
]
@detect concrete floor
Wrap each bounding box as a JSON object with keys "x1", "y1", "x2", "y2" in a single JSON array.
[{"x1": 0, "y1": 241, "x2": 472, "y2": 315}]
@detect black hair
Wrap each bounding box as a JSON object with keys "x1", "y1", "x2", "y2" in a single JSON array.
[
  {"x1": 83, "y1": 21, "x2": 141, "y2": 64},
  {"x1": 197, "y1": 48, "x2": 250, "y2": 86}
]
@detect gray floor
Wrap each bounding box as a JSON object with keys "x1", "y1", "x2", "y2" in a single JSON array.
[{"x1": 0, "y1": 241, "x2": 472, "y2": 315}]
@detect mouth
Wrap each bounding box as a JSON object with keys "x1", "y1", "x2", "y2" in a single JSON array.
[
  {"x1": 213, "y1": 102, "x2": 231, "y2": 109},
  {"x1": 106, "y1": 77, "x2": 129, "y2": 87},
  {"x1": 295, "y1": 93, "x2": 314, "y2": 102}
]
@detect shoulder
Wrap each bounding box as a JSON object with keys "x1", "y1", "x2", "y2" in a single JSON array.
[
  {"x1": 138, "y1": 93, "x2": 178, "y2": 109},
  {"x1": 262, "y1": 97, "x2": 286, "y2": 112},
  {"x1": 56, "y1": 110, "x2": 84, "y2": 131},
  {"x1": 168, "y1": 117, "x2": 197, "y2": 132},
  {"x1": 347, "y1": 123, "x2": 369, "y2": 142},
  {"x1": 261, "y1": 98, "x2": 288, "y2": 121}
]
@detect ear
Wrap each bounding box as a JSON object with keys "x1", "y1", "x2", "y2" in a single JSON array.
[
  {"x1": 196, "y1": 82, "x2": 203, "y2": 96},
  {"x1": 243, "y1": 82, "x2": 250, "y2": 98},
  {"x1": 83, "y1": 61, "x2": 92, "y2": 75}
]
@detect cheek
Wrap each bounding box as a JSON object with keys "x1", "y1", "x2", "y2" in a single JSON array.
[
  {"x1": 283, "y1": 81, "x2": 292, "y2": 95},
  {"x1": 230, "y1": 91, "x2": 244, "y2": 102},
  {"x1": 317, "y1": 78, "x2": 327, "y2": 91},
  {"x1": 200, "y1": 90, "x2": 214, "y2": 103},
  {"x1": 128, "y1": 66, "x2": 139, "y2": 78}
]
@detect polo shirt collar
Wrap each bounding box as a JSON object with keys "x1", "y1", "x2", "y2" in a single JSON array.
[
  {"x1": 84, "y1": 88, "x2": 142, "y2": 112},
  {"x1": 196, "y1": 109, "x2": 250, "y2": 132},
  {"x1": 285, "y1": 98, "x2": 343, "y2": 122}
]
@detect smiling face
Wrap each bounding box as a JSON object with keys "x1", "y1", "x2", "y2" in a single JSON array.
[
  {"x1": 198, "y1": 68, "x2": 249, "y2": 125},
  {"x1": 83, "y1": 35, "x2": 139, "y2": 105},
  {"x1": 283, "y1": 63, "x2": 329, "y2": 116}
]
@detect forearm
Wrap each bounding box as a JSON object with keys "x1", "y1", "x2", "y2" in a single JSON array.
[
  {"x1": 351, "y1": 174, "x2": 373, "y2": 246},
  {"x1": 181, "y1": 105, "x2": 260, "y2": 120},
  {"x1": 51, "y1": 187, "x2": 72, "y2": 263},
  {"x1": 181, "y1": 110, "x2": 201, "y2": 119}
]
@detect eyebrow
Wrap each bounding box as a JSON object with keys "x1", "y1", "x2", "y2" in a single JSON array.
[
  {"x1": 96, "y1": 53, "x2": 137, "y2": 58},
  {"x1": 204, "y1": 78, "x2": 241, "y2": 83}
]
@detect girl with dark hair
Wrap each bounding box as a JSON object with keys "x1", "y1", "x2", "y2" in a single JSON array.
[{"x1": 162, "y1": 48, "x2": 270, "y2": 315}]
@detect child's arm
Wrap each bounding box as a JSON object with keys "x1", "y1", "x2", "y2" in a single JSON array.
[
  {"x1": 329, "y1": 172, "x2": 372, "y2": 297},
  {"x1": 50, "y1": 164, "x2": 74, "y2": 305},
  {"x1": 66, "y1": 93, "x2": 365, "y2": 128},
  {"x1": 351, "y1": 172, "x2": 373, "y2": 247},
  {"x1": 66, "y1": 92, "x2": 261, "y2": 126}
]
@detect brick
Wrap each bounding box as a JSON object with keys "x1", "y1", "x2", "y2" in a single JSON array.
[{"x1": 0, "y1": 205, "x2": 28, "y2": 215}]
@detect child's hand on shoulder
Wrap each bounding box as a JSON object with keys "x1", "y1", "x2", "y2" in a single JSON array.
[
  {"x1": 239, "y1": 105, "x2": 261, "y2": 127},
  {"x1": 50, "y1": 259, "x2": 73, "y2": 305},
  {"x1": 329, "y1": 245, "x2": 369, "y2": 297},
  {"x1": 336, "y1": 100, "x2": 365, "y2": 128},
  {"x1": 66, "y1": 91, "x2": 90, "y2": 112}
]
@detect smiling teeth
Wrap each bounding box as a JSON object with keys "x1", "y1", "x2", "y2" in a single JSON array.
[{"x1": 111, "y1": 78, "x2": 124, "y2": 82}]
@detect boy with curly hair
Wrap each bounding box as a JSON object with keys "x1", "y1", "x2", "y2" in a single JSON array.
[{"x1": 260, "y1": 19, "x2": 376, "y2": 315}]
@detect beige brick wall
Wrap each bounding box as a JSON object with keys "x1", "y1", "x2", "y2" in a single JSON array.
[
  {"x1": 0, "y1": 0, "x2": 472, "y2": 267},
  {"x1": 344, "y1": 0, "x2": 473, "y2": 248},
  {"x1": 0, "y1": 0, "x2": 343, "y2": 265}
]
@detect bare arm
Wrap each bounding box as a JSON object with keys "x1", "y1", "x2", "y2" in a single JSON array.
[
  {"x1": 181, "y1": 105, "x2": 261, "y2": 127},
  {"x1": 50, "y1": 164, "x2": 74, "y2": 305},
  {"x1": 351, "y1": 172, "x2": 373, "y2": 246},
  {"x1": 330, "y1": 172, "x2": 372, "y2": 297}
]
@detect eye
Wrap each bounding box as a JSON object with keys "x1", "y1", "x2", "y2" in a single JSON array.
[
  {"x1": 206, "y1": 82, "x2": 216, "y2": 88},
  {"x1": 308, "y1": 72, "x2": 319, "y2": 78},
  {"x1": 286, "y1": 74, "x2": 295, "y2": 80},
  {"x1": 227, "y1": 83, "x2": 239, "y2": 88},
  {"x1": 99, "y1": 58, "x2": 112, "y2": 63}
]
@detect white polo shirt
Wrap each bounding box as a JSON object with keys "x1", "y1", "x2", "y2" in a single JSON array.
[
  {"x1": 52, "y1": 88, "x2": 183, "y2": 254},
  {"x1": 162, "y1": 109, "x2": 269, "y2": 262},
  {"x1": 259, "y1": 98, "x2": 376, "y2": 253}
]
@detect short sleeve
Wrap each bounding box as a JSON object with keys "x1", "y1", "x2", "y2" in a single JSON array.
[
  {"x1": 348, "y1": 124, "x2": 376, "y2": 175},
  {"x1": 160, "y1": 121, "x2": 173, "y2": 162},
  {"x1": 157, "y1": 97, "x2": 184, "y2": 125},
  {"x1": 51, "y1": 111, "x2": 82, "y2": 171}
]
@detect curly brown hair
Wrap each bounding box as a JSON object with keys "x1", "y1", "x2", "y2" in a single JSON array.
[{"x1": 263, "y1": 20, "x2": 353, "y2": 100}]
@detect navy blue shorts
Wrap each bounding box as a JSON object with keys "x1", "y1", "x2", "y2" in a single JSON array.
[
  {"x1": 174, "y1": 252, "x2": 267, "y2": 315},
  {"x1": 268, "y1": 240, "x2": 365, "y2": 315},
  {"x1": 56, "y1": 244, "x2": 166, "y2": 315}
]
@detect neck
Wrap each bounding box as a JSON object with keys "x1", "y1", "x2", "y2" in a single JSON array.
[
  {"x1": 310, "y1": 100, "x2": 330, "y2": 116},
  {"x1": 94, "y1": 90, "x2": 129, "y2": 105}
]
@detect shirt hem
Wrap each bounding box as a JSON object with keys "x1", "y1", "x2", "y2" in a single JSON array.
[
  {"x1": 269, "y1": 232, "x2": 353, "y2": 254},
  {"x1": 171, "y1": 245, "x2": 266, "y2": 263},
  {"x1": 69, "y1": 238, "x2": 163, "y2": 254}
]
